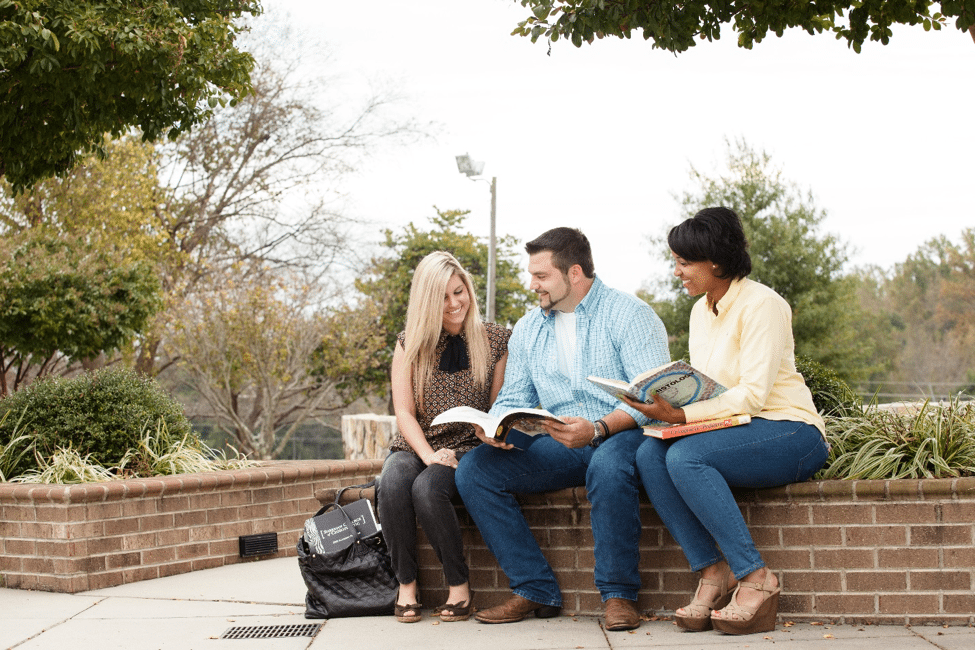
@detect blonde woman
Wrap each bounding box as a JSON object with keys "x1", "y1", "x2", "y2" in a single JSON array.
[{"x1": 377, "y1": 251, "x2": 510, "y2": 623}]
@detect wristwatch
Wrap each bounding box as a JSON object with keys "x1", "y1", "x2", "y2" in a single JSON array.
[{"x1": 589, "y1": 419, "x2": 608, "y2": 448}]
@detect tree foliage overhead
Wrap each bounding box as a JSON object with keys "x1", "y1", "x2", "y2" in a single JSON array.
[
  {"x1": 512, "y1": 1, "x2": 975, "y2": 53},
  {"x1": 0, "y1": 0, "x2": 261, "y2": 191}
]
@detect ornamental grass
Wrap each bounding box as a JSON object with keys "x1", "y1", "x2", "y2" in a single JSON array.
[{"x1": 817, "y1": 395, "x2": 975, "y2": 480}]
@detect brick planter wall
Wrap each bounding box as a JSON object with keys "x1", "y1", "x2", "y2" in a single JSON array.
[
  {"x1": 0, "y1": 460, "x2": 382, "y2": 593},
  {"x1": 5, "y1": 459, "x2": 973, "y2": 626},
  {"x1": 404, "y1": 477, "x2": 975, "y2": 626}
]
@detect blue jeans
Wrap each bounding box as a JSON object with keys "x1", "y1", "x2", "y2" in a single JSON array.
[
  {"x1": 635, "y1": 418, "x2": 828, "y2": 579},
  {"x1": 377, "y1": 451, "x2": 469, "y2": 586},
  {"x1": 455, "y1": 429, "x2": 646, "y2": 607}
]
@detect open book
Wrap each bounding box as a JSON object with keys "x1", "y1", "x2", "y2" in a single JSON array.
[
  {"x1": 430, "y1": 406, "x2": 564, "y2": 446},
  {"x1": 588, "y1": 360, "x2": 726, "y2": 408},
  {"x1": 643, "y1": 414, "x2": 751, "y2": 439}
]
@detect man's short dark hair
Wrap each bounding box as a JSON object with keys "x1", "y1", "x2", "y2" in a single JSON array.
[
  {"x1": 525, "y1": 227, "x2": 595, "y2": 278},
  {"x1": 668, "y1": 207, "x2": 752, "y2": 280}
]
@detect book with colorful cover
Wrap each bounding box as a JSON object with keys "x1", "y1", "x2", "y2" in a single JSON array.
[
  {"x1": 643, "y1": 414, "x2": 751, "y2": 439},
  {"x1": 587, "y1": 360, "x2": 727, "y2": 408}
]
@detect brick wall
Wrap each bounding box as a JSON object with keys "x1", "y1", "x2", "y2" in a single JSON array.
[
  {"x1": 0, "y1": 460, "x2": 382, "y2": 593},
  {"x1": 402, "y1": 477, "x2": 975, "y2": 626},
  {"x1": 4, "y1": 461, "x2": 973, "y2": 626}
]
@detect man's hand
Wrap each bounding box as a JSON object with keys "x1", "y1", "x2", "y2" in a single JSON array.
[
  {"x1": 472, "y1": 424, "x2": 515, "y2": 450},
  {"x1": 543, "y1": 416, "x2": 597, "y2": 449}
]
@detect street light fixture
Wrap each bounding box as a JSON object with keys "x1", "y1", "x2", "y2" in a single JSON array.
[{"x1": 455, "y1": 153, "x2": 497, "y2": 322}]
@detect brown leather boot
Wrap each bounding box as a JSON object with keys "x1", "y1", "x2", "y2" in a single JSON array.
[
  {"x1": 474, "y1": 594, "x2": 561, "y2": 624},
  {"x1": 604, "y1": 597, "x2": 641, "y2": 631}
]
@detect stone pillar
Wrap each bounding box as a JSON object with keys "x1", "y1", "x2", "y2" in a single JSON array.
[{"x1": 341, "y1": 414, "x2": 397, "y2": 460}]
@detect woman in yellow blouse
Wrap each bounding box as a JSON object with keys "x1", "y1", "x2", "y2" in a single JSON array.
[{"x1": 625, "y1": 207, "x2": 828, "y2": 635}]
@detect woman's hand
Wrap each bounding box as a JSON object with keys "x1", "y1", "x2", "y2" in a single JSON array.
[
  {"x1": 620, "y1": 393, "x2": 686, "y2": 424},
  {"x1": 423, "y1": 447, "x2": 459, "y2": 468}
]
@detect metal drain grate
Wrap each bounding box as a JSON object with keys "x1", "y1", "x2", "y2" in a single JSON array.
[{"x1": 220, "y1": 624, "x2": 321, "y2": 639}]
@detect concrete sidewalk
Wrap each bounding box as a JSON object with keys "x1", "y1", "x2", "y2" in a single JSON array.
[{"x1": 2, "y1": 557, "x2": 972, "y2": 650}]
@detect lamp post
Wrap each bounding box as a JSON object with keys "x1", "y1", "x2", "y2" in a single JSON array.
[{"x1": 455, "y1": 153, "x2": 497, "y2": 322}]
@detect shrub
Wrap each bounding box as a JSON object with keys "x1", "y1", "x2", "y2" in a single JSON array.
[
  {"x1": 0, "y1": 410, "x2": 33, "y2": 481},
  {"x1": 0, "y1": 368, "x2": 195, "y2": 477},
  {"x1": 818, "y1": 396, "x2": 975, "y2": 479},
  {"x1": 795, "y1": 355, "x2": 862, "y2": 417}
]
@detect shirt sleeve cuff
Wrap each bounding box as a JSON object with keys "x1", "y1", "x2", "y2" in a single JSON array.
[{"x1": 618, "y1": 402, "x2": 650, "y2": 427}]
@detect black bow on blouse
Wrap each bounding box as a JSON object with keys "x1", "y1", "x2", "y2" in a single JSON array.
[{"x1": 438, "y1": 334, "x2": 470, "y2": 373}]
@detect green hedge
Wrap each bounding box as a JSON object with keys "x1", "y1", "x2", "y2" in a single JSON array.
[
  {"x1": 795, "y1": 355, "x2": 862, "y2": 417},
  {"x1": 0, "y1": 368, "x2": 195, "y2": 477}
]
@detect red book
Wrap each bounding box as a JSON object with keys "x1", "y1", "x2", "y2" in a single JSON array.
[{"x1": 643, "y1": 414, "x2": 751, "y2": 439}]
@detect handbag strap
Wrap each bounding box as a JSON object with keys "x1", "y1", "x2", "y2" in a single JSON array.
[
  {"x1": 308, "y1": 479, "x2": 378, "y2": 544},
  {"x1": 334, "y1": 479, "x2": 376, "y2": 506}
]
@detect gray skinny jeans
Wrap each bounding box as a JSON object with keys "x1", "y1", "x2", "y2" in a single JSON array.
[{"x1": 376, "y1": 450, "x2": 469, "y2": 587}]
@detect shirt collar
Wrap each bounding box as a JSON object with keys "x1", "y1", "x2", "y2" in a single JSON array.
[
  {"x1": 540, "y1": 275, "x2": 603, "y2": 320},
  {"x1": 710, "y1": 277, "x2": 747, "y2": 315}
]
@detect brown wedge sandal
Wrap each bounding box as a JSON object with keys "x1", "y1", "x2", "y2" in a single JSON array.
[
  {"x1": 394, "y1": 602, "x2": 423, "y2": 623},
  {"x1": 674, "y1": 564, "x2": 736, "y2": 632},
  {"x1": 711, "y1": 569, "x2": 780, "y2": 635},
  {"x1": 439, "y1": 592, "x2": 474, "y2": 622}
]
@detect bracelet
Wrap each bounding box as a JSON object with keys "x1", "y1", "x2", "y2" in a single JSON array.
[{"x1": 595, "y1": 419, "x2": 609, "y2": 437}]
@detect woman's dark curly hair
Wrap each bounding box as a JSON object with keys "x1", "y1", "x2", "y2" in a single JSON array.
[{"x1": 668, "y1": 206, "x2": 752, "y2": 280}]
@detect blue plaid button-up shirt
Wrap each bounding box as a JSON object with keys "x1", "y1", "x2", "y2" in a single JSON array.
[{"x1": 490, "y1": 276, "x2": 670, "y2": 426}]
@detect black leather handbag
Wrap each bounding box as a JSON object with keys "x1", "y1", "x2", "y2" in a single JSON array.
[{"x1": 297, "y1": 481, "x2": 397, "y2": 619}]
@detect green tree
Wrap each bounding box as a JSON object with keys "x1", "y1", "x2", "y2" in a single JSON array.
[
  {"x1": 511, "y1": 1, "x2": 975, "y2": 53},
  {"x1": 0, "y1": 136, "x2": 163, "y2": 262},
  {"x1": 349, "y1": 209, "x2": 535, "y2": 410},
  {"x1": 0, "y1": 0, "x2": 260, "y2": 192},
  {"x1": 859, "y1": 230, "x2": 975, "y2": 396},
  {"x1": 0, "y1": 137, "x2": 173, "y2": 390},
  {"x1": 0, "y1": 231, "x2": 162, "y2": 395},
  {"x1": 641, "y1": 139, "x2": 878, "y2": 383}
]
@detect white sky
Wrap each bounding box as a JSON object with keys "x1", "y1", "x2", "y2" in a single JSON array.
[{"x1": 273, "y1": 0, "x2": 974, "y2": 296}]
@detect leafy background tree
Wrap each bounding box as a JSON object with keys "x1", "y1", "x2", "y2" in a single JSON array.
[
  {"x1": 0, "y1": 0, "x2": 260, "y2": 191},
  {"x1": 0, "y1": 137, "x2": 165, "y2": 394},
  {"x1": 853, "y1": 230, "x2": 975, "y2": 398},
  {"x1": 136, "y1": 13, "x2": 422, "y2": 377},
  {"x1": 640, "y1": 139, "x2": 882, "y2": 384},
  {"x1": 350, "y1": 208, "x2": 536, "y2": 411},
  {"x1": 511, "y1": 1, "x2": 975, "y2": 52},
  {"x1": 0, "y1": 231, "x2": 161, "y2": 395},
  {"x1": 168, "y1": 264, "x2": 385, "y2": 459},
  {"x1": 1, "y1": 8, "x2": 426, "y2": 459}
]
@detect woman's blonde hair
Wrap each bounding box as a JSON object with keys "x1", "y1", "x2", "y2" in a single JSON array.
[{"x1": 402, "y1": 251, "x2": 489, "y2": 412}]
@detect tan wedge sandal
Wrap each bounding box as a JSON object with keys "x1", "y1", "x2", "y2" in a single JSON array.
[
  {"x1": 711, "y1": 569, "x2": 780, "y2": 635},
  {"x1": 674, "y1": 564, "x2": 736, "y2": 632}
]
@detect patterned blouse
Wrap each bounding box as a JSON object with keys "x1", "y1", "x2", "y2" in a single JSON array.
[{"x1": 389, "y1": 322, "x2": 511, "y2": 455}]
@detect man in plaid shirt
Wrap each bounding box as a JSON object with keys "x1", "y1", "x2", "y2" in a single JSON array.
[{"x1": 456, "y1": 227, "x2": 669, "y2": 631}]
